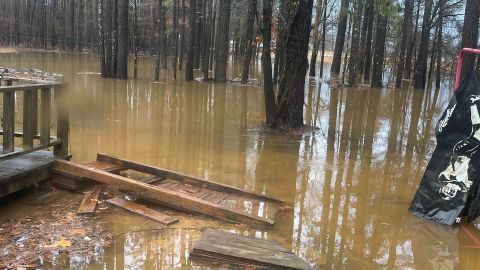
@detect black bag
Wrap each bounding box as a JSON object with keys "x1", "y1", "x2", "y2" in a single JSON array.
[{"x1": 409, "y1": 71, "x2": 480, "y2": 225}]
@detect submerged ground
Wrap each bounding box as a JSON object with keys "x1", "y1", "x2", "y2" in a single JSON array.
[{"x1": 0, "y1": 51, "x2": 479, "y2": 269}]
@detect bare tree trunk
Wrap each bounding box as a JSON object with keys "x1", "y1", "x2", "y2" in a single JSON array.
[
  {"x1": 395, "y1": 0, "x2": 413, "y2": 87},
  {"x1": 160, "y1": 0, "x2": 168, "y2": 69},
  {"x1": 241, "y1": 0, "x2": 257, "y2": 84},
  {"x1": 214, "y1": 0, "x2": 231, "y2": 82},
  {"x1": 319, "y1": 0, "x2": 328, "y2": 78},
  {"x1": 179, "y1": 0, "x2": 187, "y2": 70},
  {"x1": 209, "y1": 1, "x2": 217, "y2": 71},
  {"x1": 99, "y1": 0, "x2": 106, "y2": 77},
  {"x1": 173, "y1": 0, "x2": 179, "y2": 80},
  {"x1": 460, "y1": 0, "x2": 479, "y2": 81},
  {"x1": 347, "y1": 0, "x2": 364, "y2": 86},
  {"x1": 362, "y1": 0, "x2": 374, "y2": 81},
  {"x1": 185, "y1": 0, "x2": 196, "y2": 81},
  {"x1": 435, "y1": 0, "x2": 444, "y2": 89},
  {"x1": 330, "y1": 0, "x2": 350, "y2": 77},
  {"x1": 262, "y1": 0, "x2": 277, "y2": 127},
  {"x1": 405, "y1": 0, "x2": 420, "y2": 80},
  {"x1": 69, "y1": 0, "x2": 75, "y2": 51},
  {"x1": 192, "y1": 0, "x2": 202, "y2": 69},
  {"x1": 133, "y1": 0, "x2": 138, "y2": 79},
  {"x1": 116, "y1": 0, "x2": 129, "y2": 79},
  {"x1": 273, "y1": 0, "x2": 295, "y2": 83},
  {"x1": 308, "y1": 0, "x2": 323, "y2": 77},
  {"x1": 202, "y1": 0, "x2": 212, "y2": 80},
  {"x1": 155, "y1": 0, "x2": 163, "y2": 81},
  {"x1": 276, "y1": 0, "x2": 314, "y2": 128},
  {"x1": 371, "y1": 10, "x2": 387, "y2": 88},
  {"x1": 413, "y1": 0, "x2": 432, "y2": 89}
]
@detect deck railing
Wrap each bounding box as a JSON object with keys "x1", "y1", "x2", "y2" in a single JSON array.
[{"x1": 0, "y1": 75, "x2": 69, "y2": 161}]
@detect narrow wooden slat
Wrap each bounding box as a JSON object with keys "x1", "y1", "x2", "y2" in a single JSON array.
[
  {"x1": 96, "y1": 153, "x2": 285, "y2": 204},
  {"x1": 40, "y1": 88, "x2": 51, "y2": 145},
  {"x1": 83, "y1": 161, "x2": 125, "y2": 173},
  {"x1": 53, "y1": 160, "x2": 276, "y2": 228},
  {"x1": 0, "y1": 138, "x2": 62, "y2": 161},
  {"x1": 77, "y1": 185, "x2": 102, "y2": 214},
  {"x1": 106, "y1": 197, "x2": 178, "y2": 225},
  {"x1": 2, "y1": 80, "x2": 14, "y2": 154},
  {"x1": 0, "y1": 130, "x2": 54, "y2": 139},
  {"x1": 0, "y1": 82, "x2": 63, "y2": 93},
  {"x1": 54, "y1": 85, "x2": 69, "y2": 158},
  {"x1": 23, "y1": 89, "x2": 36, "y2": 149}
]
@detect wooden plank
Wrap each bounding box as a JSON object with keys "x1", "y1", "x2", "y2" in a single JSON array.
[
  {"x1": 54, "y1": 160, "x2": 276, "y2": 228},
  {"x1": 190, "y1": 229, "x2": 313, "y2": 270},
  {"x1": 106, "y1": 197, "x2": 178, "y2": 225},
  {"x1": 0, "y1": 81, "x2": 63, "y2": 93},
  {"x1": 40, "y1": 88, "x2": 51, "y2": 145},
  {"x1": 3, "y1": 80, "x2": 14, "y2": 154},
  {"x1": 83, "y1": 161, "x2": 125, "y2": 173},
  {"x1": 96, "y1": 153, "x2": 284, "y2": 204},
  {"x1": 77, "y1": 185, "x2": 102, "y2": 214},
  {"x1": 23, "y1": 89, "x2": 36, "y2": 149}
]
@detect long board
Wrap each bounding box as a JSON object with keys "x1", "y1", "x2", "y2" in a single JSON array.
[
  {"x1": 106, "y1": 197, "x2": 178, "y2": 225},
  {"x1": 53, "y1": 160, "x2": 278, "y2": 228}
]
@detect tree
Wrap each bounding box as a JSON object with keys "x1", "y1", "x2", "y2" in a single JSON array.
[
  {"x1": 308, "y1": 0, "x2": 323, "y2": 77},
  {"x1": 413, "y1": 0, "x2": 433, "y2": 89},
  {"x1": 155, "y1": 0, "x2": 165, "y2": 81},
  {"x1": 214, "y1": 0, "x2": 232, "y2": 82},
  {"x1": 362, "y1": 0, "x2": 374, "y2": 81},
  {"x1": 173, "y1": 0, "x2": 179, "y2": 80},
  {"x1": 262, "y1": 0, "x2": 277, "y2": 127},
  {"x1": 133, "y1": 0, "x2": 139, "y2": 79},
  {"x1": 435, "y1": 0, "x2": 445, "y2": 89},
  {"x1": 330, "y1": 0, "x2": 350, "y2": 77},
  {"x1": 185, "y1": 0, "x2": 196, "y2": 81},
  {"x1": 241, "y1": 0, "x2": 258, "y2": 84},
  {"x1": 319, "y1": 0, "x2": 328, "y2": 78},
  {"x1": 460, "y1": 0, "x2": 479, "y2": 81},
  {"x1": 347, "y1": 0, "x2": 365, "y2": 86},
  {"x1": 395, "y1": 0, "x2": 414, "y2": 88},
  {"x1": 116, "y1": 0, "x2": 129, "y2": 79},
  {"x1": 276, "y1": 0, "x2": 314, "y2": 128},
  {"x1": 371, "y1": 2, "x2": 389, "y2": 88},
  {"x1": 273, "y1": 0, "x2": 296, "y2": 83}
]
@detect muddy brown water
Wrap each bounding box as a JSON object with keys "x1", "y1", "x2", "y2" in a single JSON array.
[{"x1": 1, "y1": 51, "x2": 479, "y2": 269}]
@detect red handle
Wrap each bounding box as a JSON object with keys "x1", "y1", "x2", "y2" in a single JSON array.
[{"x1": 455, "y1": 48, "x2": 480, "y2": 91}]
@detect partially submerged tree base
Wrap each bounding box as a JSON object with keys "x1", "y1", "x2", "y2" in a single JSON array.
[{"x1": 259, "y1": 124, "x2": 320, "y2": 136}]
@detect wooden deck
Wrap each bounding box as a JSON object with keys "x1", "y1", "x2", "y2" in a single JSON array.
[{"x1": 0, "y1": 149, "x2": 55, "y2": 198}]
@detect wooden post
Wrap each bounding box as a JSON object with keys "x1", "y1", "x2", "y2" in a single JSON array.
[
  {"x1": 54, "y1": 85, "x2": 69, "y2": 158},
  {"x1": 3, "y1": 80, "x2": 15, "y2": 153},
  {"x1": 23, "y1": 90, "x2": 36, "y2": 149},
  {"x1": 40, "y1": 88, "x2": 51, "y2": 145}
]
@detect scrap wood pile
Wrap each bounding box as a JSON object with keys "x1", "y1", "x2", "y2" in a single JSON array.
[
  {"x1": 47, "y1": 153, "x2": 315, "y2": 269},
  {"x1": 52, "y1": 153, "x2": 288, "y2": 228}
]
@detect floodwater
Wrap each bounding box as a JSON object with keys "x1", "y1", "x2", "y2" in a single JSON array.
[{"x1": 1, "y1": 51, "x2": 480, "y2": 269}]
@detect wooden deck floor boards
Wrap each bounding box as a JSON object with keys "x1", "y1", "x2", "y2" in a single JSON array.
[{"x1": 0, "y1": 149, "x2": 55, "y2": 198}]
